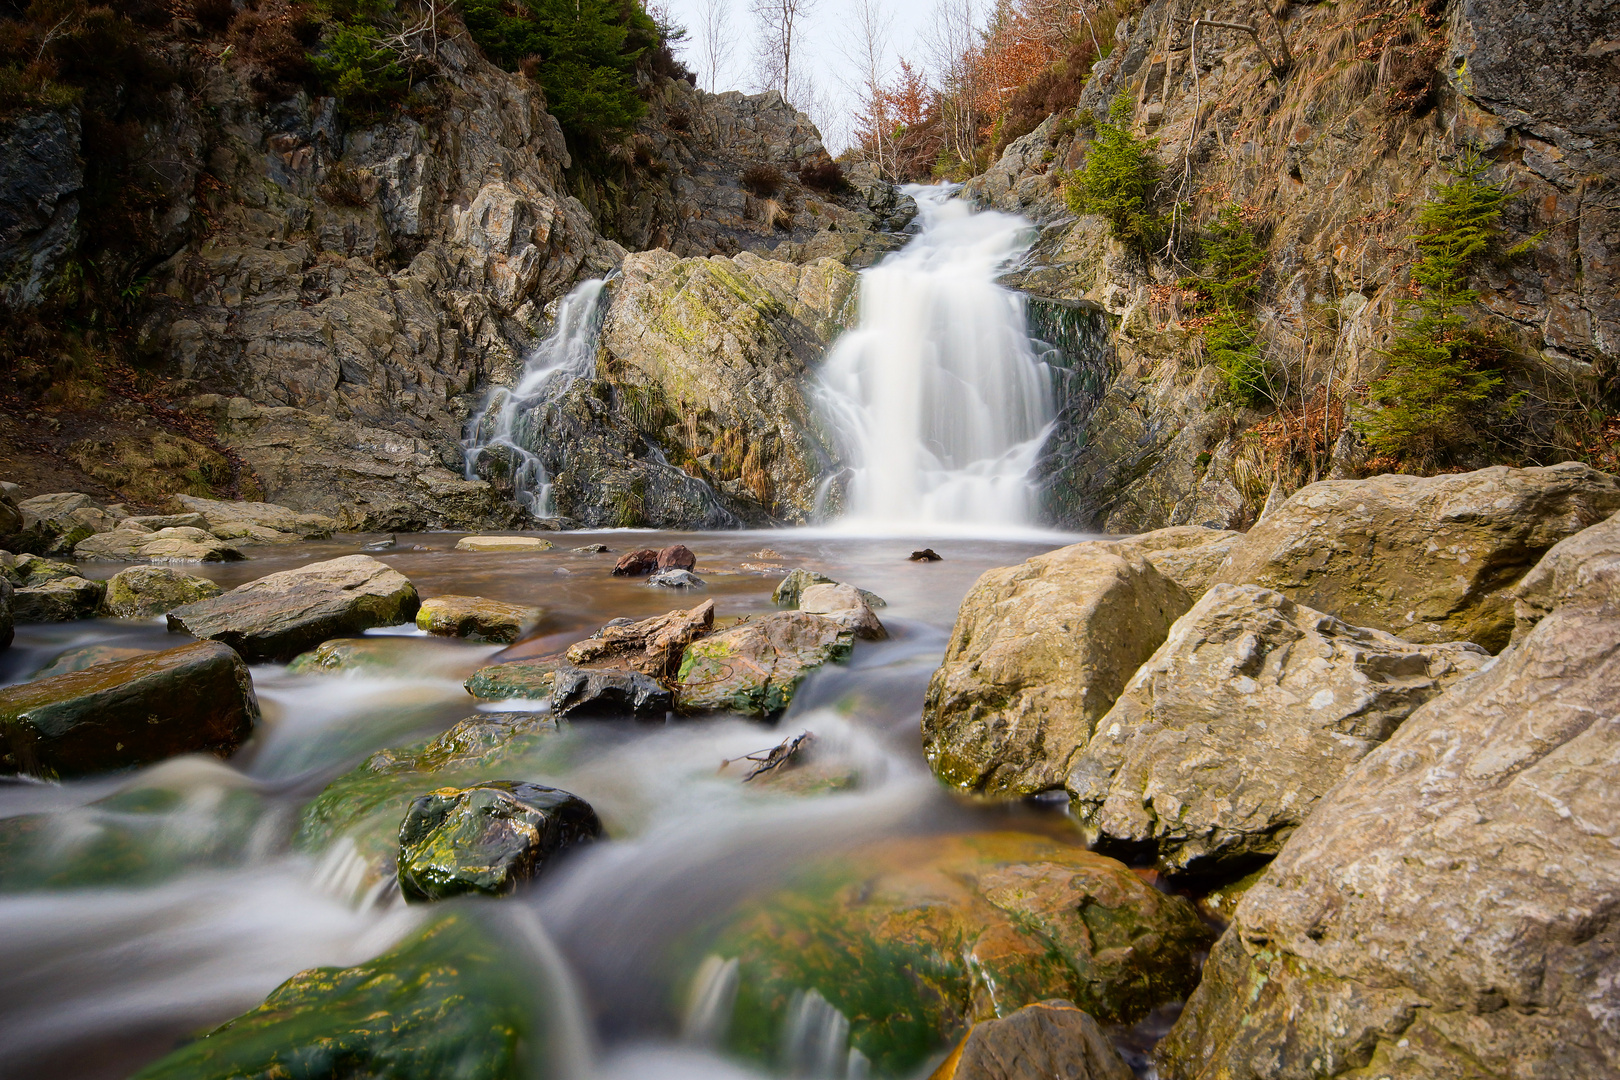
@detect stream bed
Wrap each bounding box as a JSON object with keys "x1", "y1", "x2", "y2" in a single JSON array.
[{"x1": 0, "y1": 527, "x2": 1180, "y2": 1080}]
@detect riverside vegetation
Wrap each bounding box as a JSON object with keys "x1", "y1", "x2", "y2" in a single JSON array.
[{"x1": 0, "y1": 0, "x2": 1618, "y2": 1078}]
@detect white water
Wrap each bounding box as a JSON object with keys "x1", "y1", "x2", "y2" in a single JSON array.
[
  {"x1": 464, "y1": 279, "x2": 610, "y2": 517},
  {"x1": 817, "y1": 186, "x2": 1055, "y2": 529}
]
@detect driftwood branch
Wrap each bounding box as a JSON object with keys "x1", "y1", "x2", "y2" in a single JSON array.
[{"x1": 720, "y1": 731, "x2": 815, "y2": 781}]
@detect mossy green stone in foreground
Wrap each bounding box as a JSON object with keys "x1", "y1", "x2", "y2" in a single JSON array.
[
  {"x1": 687, "y1": 832, "x2": 1213, "y2": 1078},
  {"x1": 676, "y1": 611, "x2": 854, "y2": 719},
  {"x1": 132, "y1": 912, "x2": 558, "y2": 1080}
]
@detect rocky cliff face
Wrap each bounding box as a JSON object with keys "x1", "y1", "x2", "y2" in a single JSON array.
[{"x1": 976, "y1": 0, "x2": 1620, "y2": 532}]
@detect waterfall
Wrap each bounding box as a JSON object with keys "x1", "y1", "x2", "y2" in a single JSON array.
[
  {"x1": 463, "y1": 278, "x2": 609, "y2": 518},
  {"x1": 815, "y1": 186, "x2": 1055, "y2": 528}
]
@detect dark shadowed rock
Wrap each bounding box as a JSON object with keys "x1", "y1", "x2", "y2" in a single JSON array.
[
  {"x1": 676, "y1": 611, "x2": 853, "y2": 719},
  {"x1": 551, "y1": 666, "x2": 673, "y2": 718},
  {"x1": 910, "y1": 548, "x2": 943, "y2": 561},
  {"x1": 415, "y1": 595, "x2": 543, "y2": 643},
  {"x1": 100, "y1": 565, "x2": 223, "y2": 618},
  {"x1": 0, "y1": 641, "x2": 258, "y2": 779},
  {"x1": 396, "y1": 780, "x2": 601, "y2": 902},
  {"x1": 31, "y1": 643, "x2": 153, "y2": 679},
  {"x1": 931, "y1": 1000, "x2": 1133, "y2": 1080},
  {"x1": 13, "y1": 575, "x2": 106, "y2": 622},
  {"x1": 167, "y1": 554, "x2": 420, "y2": 662},
  {"x1": 0, "y1": 576, "x2": 11, "y2": 649},
  {"x1": 612, "y1": 548, "x2": 661, "y2": 576}
]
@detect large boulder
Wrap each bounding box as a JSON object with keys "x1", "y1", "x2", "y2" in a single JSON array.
[
  {"x1": 100, "y1": 565, "x2": 223, "y2": 618},
  {"x1": 31, "y1": 643, "x2": 154, "y2": 678},
  {"x1": 931, "y1": 1000, "x2": 1133, "y2": 1080},
  {"x1": 75, "y1": 525, "x2": 244, "y2": 563},
  {"x1": 1214, "y1": 463, "x2": 1620, "y2": 652},
  {"x1": 696, "y1": 832, "x2": 1212, "y2": 1077},
  {"x1": 565, "y1": 599, "x2": 715, "y2": 679},
  {"x1": 1066, "y1": 584, "x2": 1489, "y2": 882},
  {"x1": 1158, "y1": 509, "x2": 1620, "y2": 1079},
  {"x1": 676, "y1": 611, "x2": 853, "y2": 719},
  {"x1": 396, "y1": 780, "x2": 601, "y2": 902},
  {"x1": 0, "y1": 641, "x2": 258, "y2": 779},
  {"x1": 596, "y1": 249, "x2": 857, "y2": 524},
  {"x1": 13, "y1": 575, "x2": 106, "y2": 622},
  {"x1": 922, "y1": 544, "x2": 1193, "y2": 797},
  {"x1": 173, "y1": 494, "x2": 337, "y2": 542},
  {"x1": 167, "y1": 554, "x2": 420, "y2": 662},
  {"x1": 415, "y1": 595, "x2": 543, "y2": 643},
  {"x1": 1105, "y1": 525, "x2": 1243, "y2": 598},
  {"x1": 13, "y1": 492, "x2": 122, "y2": 554}
]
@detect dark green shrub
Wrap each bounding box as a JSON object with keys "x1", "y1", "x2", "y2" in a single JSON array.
[
  {"x1": 1062, "y1": 96, "x2": 1165, "y2": 252},
  {"x1": 312, "y1": 20, "x2": 409, "y2": 117},
  {"x1": 1184, "y1": 204, "x2": 1271, "y2": 405}
]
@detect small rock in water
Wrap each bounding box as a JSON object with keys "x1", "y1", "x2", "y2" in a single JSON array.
[
  {"x1": 396, "y1": 780, "x2": 601, "y2": 902},
  {"x1": 772, "y1": 568, "x2": 836, "y2": 607},
  {"x1": 648, "y1": 569, "x2": 705, "y2": 589},
  {"x1": 612, "y1": 548, "x2": 661, "y2": 576},
  {"x1": 416, "y1": 594, "x2": 544, "y2": 644},
  {"x1": 551, "y1": 665, "x2": 673, "y2": 718},
  {"x1": 676, "y1": 611, "x2": 854, "y2": 720},
  {"x1": 910, "y1": 548, "x2": 943, "y2": 562},
  {"x1": 571, "y1": 544, "x2": 610, "y2": 554},
  {"x1": 363, "y1": 535, "x2": 397, "y2": 551},
  {"x1": 455, "y1": 535, "x2": 555, "y2": 552},
  {"x1": 100, "y1": 565, "x2": 222, "y2": 618},
  {"x1": 463, "y1": 656, "x2": 569, "y2": 701},
  {"x1": 799, "y1": 582, "x2": 887, "y2": 640},
  {"x1": 656, "y1": 544, "x2": 697, "y2": 571},
  {"x1": 931, "y1": 1000, "x2": 1133, "y2": 1080},
  {"x1": 754, "y1": 548, "x2": 783, "y2": 559},
  {"x1": 554, "y1": 566, "x2": 573, "y2": 576}
]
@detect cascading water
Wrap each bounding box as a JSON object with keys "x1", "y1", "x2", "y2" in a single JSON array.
[
  {"x1": 463, "y1": 278, "x2": 609, "y2": 517},
  {"x1": 816, "y1": 186, "x2": 1056, "y2": 528}
]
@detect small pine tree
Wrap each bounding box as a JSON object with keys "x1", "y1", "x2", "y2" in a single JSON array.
[
  {"x1": 1357, "y1": 150, "x2": 1517, "y2": 466},
  {"x1": 1063, "y1": 96, "x2": 1165, "y2": 252},
  {"x1": 1184, "y1": 203, "x2": 1270, "y2": 404}
]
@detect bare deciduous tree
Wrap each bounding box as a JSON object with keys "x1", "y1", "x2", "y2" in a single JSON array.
[
  {"x1": 695, "y1": 0, "x2": 736, "y2": 93},
  {"x1": 750, "y1": 0, "x2": 818, "y2": 101},
  {"x1": 923, "y1": 0, "x2": 983, "y2": 171},
  {"x1": 840, "y1": 0, "x2": 896, "y2": 176}
]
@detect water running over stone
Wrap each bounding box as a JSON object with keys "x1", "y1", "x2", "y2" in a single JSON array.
[
  {"x1": 463, "y1": 279, "x2": 610, "y2": 518},
  {"x1": 817, "y1": 186, "x2": 1056, "y2": 528}
]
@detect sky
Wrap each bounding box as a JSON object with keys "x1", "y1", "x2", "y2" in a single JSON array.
[{"x1": 654, "y1": 0, "x2": 958, "y2": 154}]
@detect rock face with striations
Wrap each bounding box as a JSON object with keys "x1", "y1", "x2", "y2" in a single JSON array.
[
  {"x1": 1158, "y1": 508, "x2": 1620, "y2": 1080},
  {"x1": 0, "y1": 640, "x2": 258, "y2": 779},
  {"x1": 167, "y1": 554, "x2": 420, "y2": 662},
  {"x1": 922, "y1": 543, "x2": 1193, "y2": 796},
  {"x1": 1214, "y1": 463, "x2": 1620, "y2": 652},
  {"x1": 1065, "y1": 583, "x2": 1490, "y2": 882}
]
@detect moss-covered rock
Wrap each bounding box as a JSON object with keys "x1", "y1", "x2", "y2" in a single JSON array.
[
  {"x1": 676, "y1": 611, "x2": 853, "y2": 719},
  {"x1": 100, "y1": 565, "x2": 223, "y2": 618},
  {"x1": 13, "y1": 574, "x2": 106, "y2": 622},
  {"x1": 416, "y1": 594, "x2": 544, "y2": 643},
  {"x1": 464, "y1": 657, "x2": 569, "y2": 700},
  {"x1": 691, "y1": 832, "x2": 1213, "y2": 1078}
]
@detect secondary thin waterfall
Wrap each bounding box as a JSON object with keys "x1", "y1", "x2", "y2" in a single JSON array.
[
  {"x1": 816, "y1": 186, "x2": 1055, "y2": 527},
  {"x1": 463, "y1": 278, "x2": 608, "y2": 518}
]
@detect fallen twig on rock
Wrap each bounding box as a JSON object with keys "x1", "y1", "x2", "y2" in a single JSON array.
[{"x1": 721, "y1": 731, "x2": 815, "y2": 781}]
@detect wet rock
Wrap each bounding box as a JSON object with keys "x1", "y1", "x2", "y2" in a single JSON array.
[
  {"x1": 566, "y1": 599, "x2": 715, "y2": 679},
  {"x1": 1158, "y1": 506, "x2": 1620, "y2": 1080},
  {"x1": 100, "y1": 565, "x2": 223, "y2": 618},
  {"x1": 14, "y1": 492, "x2": 122, "y2": 554},
  {"x1": 75, "y1": 525, "x2": 245, "y2": 563},
  {"x1": 910, "y1": 548, "x2": 943, "y2": 561},
  {"x1": 454, "y1": 535, "x2": 555, "y2": 552},
  {"x1": 798, "y1": 582, "x2": 887, "y2": 640},
  {"x1": 131, "y1": 913, "x2": 563, "y2": 1080},
  {"x1": 31, "y1": 643, "x2": 154, "y2": 679},
  {"x1": 0, "y1": 576, "x2": 10, "y2": 650},
  {"x1": 463, "y1": 657, "x2": 569, "y2": 701},
  {"x1": 647, "y1": 568, "x2": 705, "y2": 589},
  {"x1": 931, "y1": 1000, "x2": 1133, "y2": 1080},
  {"x1": 923, "y1": 545, "x2": 1192, "y2": 797},
  {"x1": 571, "y1": 543, "x2": 610, "y2": 554},
  {"x1": 656, "y1": 543, "x2": 696, "y2": 571},
  {"x1": 1104, "y1": 525, "x2": 1243, "y2": 598},
  {"x1": 173, "y1": 494, "x2": 336, "y2": 541},
  {"x1": 676, "y1": 611, "x2": 853, "y2": 719},
  {"x1": 551, "y1": 666, "x2": 673, "y2": 718},
  {"x1": 702, "y1": 832, "x2": 1213, "y2": 1077},
  {"x1": 1066, "y1": 583, "x2": 1490, "y2": 882},
  {"x1": 612, "y1": 547, "x2": 661, "y2": 576},
  {"x1": 0, "y1": 640, "x2": 258, "y2": 779},
  {"x1": 7, "y1": 554, "x2": 78, "y2": 585},
  {"x1": 13, "y1": 575, "x2": 106, "y2": 622},
  {"x1": 396, "y1": 780, "x2": 602, "y2": 902},
  {"x1": 167, "y1": 554, "x2": 420, "y2": 662},
  {"x1": 773, "y1": 567, "x2": 887, "y2": 608},
  {"x1": 1214, "y1": 463, "x2": 1620, "y2": 652},
  {"x1": 416, "y1": 595, "x2": 543, "y2": 643}
]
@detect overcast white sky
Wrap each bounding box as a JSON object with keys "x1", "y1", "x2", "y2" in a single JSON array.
[{"x1": 655, "y1": 0, "x2": 961, "y2": 153}]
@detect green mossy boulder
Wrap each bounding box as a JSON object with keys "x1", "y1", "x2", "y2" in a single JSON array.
[
  {"x1": 676, "y1": 611, "x2": 853, "y2": 719},
  {"x1": 397, "y1": 780, "x2": 601, "y2": 902},
  {"x1": 691, "y1": 832, "x2": 1212, "y2": 1078},
  {"x1": 13, "y1": 575, "x2": 106, "y2": 622},
  {"x1": 100, "y1": 565, "x2": 223, "y2": 618},
  {"x1": 464, "y1": 657, "x2": 569, "y2": 701},
  {"x1": 0, "y1": 640, "x2": 259, "y2": 779}
]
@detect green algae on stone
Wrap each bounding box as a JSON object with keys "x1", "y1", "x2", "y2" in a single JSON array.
[
  {"x1": 676, "y1": 611, "x2": 853, "y2": 719},
  {"x1": 100, "y1": 565, "x2": 223, "y2": 618},
  {"x1": 465, "y1": 657, "x2": 570, "y2": 701},
  {"x1": 131, "y1": 912, "x2": 560, "y2": 1080},
  {"x1": 688, "y1": 832, "x2": 1212, "y2": 1078}
]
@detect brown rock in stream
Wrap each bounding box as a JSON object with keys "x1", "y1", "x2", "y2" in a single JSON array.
[
  {"x1": 566, "y1": 600, "x2": 715, "y2": 679},
  {"x1": 416, "y1": 595, "x2": 543, "y2": 643},
  {"x1": 611, "y1": 548, "x2": 661, "y2": 576},
  {"x1": 931, "y1": 1001, "x2": 1133, "y2": 1080},
  {"x1": 656, "y1": 544, "x2": 696, "y2": 571}
]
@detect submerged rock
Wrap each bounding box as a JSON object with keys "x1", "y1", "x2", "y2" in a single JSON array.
[
  {"x1": 923, "y1": 545, "x2": 1192, "y2": 797},
  {"x1": 454, "y1": 535, "x2": 555, "y2": 552},
  {"x1": 647, "y1": 568, "x2": 705, "y2": 589},
  {"x1": 75, "y1": 525, "x2": 245, "y2": 563},
  {"x1": 1214, "y1": 462, "x2": 1620, "y2": 651},
  {"x1": 701, "y1": 832, "x2": 1212, "y2": 1077},
  {"x1": 0, "y1": 640, "x2": 258, "y2": 779},
  {"x1": 566, "y1": 599, "x2": 715, "y2": 679},
  {"x1": 931, "y1": 1001, "x2": 1133, "y2": 1080},
  {"x1": 1066, "y1": 583, "x2": 1489, "y2": 882},
  {"x1": 167, "y1": 554, "x2": 420, "y2": 662},
  {"x1": 612, "y1": 547, "x2": 661, "y2": 576},
  {"x1": 416, "y1": 595, "x2": 543, "y2": 643},
  {"x1": 676, "y1": 611, "x2": 854, "y2": 719},
  {"x1": 100, "y1": 565, "x2": 223, "y2": 618},
  {"x1": 13, "y1": 575, "x2": 106, "y2": 622},
  {"x1": 1158, "y1": 509, "x2": 1620, "y2": 1080},
  {"x1": 397, "y1": 780, "x2": 601, "y2": 902},
  {"x1": 571, "y1": 543, "x2": 610, "y2": 554},
  {"x1": 463, "y1": 657, "x2": 569, "y2": 701},
  {"x1": 798, "y1": 582, "x2": 887, "y2": 640},
  {"x1": 551, "y1": 665, "x2": 673, "y2": 718}
]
